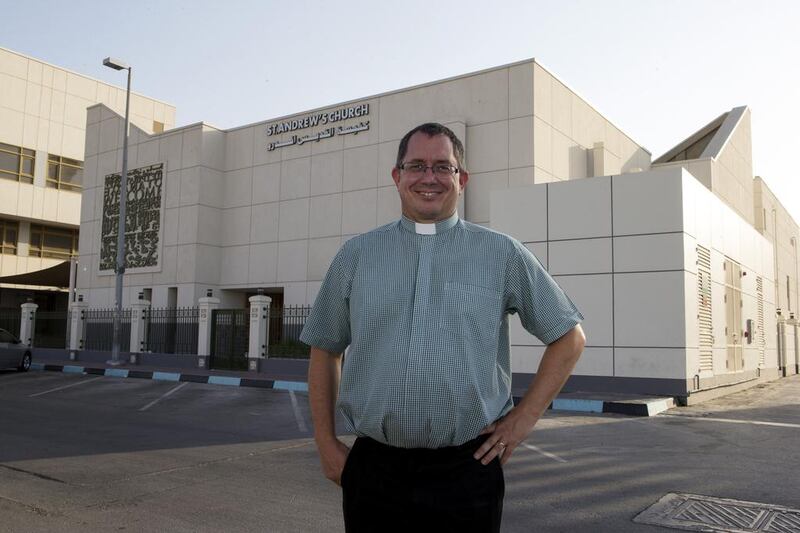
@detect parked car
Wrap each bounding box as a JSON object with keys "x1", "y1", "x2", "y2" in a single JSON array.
[{"x1": 0, "y1": 328, "x2": 32, "y2": 372}]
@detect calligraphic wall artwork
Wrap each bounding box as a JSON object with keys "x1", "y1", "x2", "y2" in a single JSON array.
[{"x1": 100, "y1": 162, "x2": 164, "y2": 272}]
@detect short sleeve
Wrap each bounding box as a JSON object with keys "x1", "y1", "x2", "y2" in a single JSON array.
[
  {"x1": 505, "y1": 241, "x2": 584, "y2": 345},
  {"x1": 299, "y1": 244, "x2": 354, "y2": 353}
]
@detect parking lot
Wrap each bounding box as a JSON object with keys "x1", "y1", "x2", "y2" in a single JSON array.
[{"x1": 1, "y1": 369, "x2": 799, "y2": 532}]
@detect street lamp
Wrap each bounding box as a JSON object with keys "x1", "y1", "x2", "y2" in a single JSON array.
[{"x1": 103, "y1": 56, "x2": 131, "y2": 366}]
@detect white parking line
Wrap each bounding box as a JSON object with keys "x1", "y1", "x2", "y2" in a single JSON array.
[
  {"x1": 139, "y1": 381, "x2": 189, "y2": 411},
  {"x1": 660, "y1": 414, "x2": 800, "y2": 429},
  {"x1": 289, "y1": 390, "x2": 308, "y2": 433},
  {"x1": 521, "y1": 442, "x2": 568, "y2": 463},
  {"x1": 28, "y1": 377, "x2": 103, "y2": 397}
]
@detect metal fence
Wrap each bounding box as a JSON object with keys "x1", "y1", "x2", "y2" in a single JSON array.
[
  {"x1": 144, "y1": 307, "x2": 199, "y2": 355},
  {"x1": 268, "y1": 305, "x2": 311, "y2": 358},
  {"x1": 34, "y1": 310, "x2": 70, "y2": 348},
  {"x1": 0, "y1": 308, "x2": 21, "y2": 338},
  {"x1": 84, "y1": 308, "x2": 132, "y2": 352}
]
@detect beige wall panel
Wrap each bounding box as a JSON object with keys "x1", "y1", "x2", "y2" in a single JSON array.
[
  {"x1": 377, "y1": 141, "x2": 397, "y2": 187},
  {"x1": 613, "y1": 170, "x2": 683, "y2": 236},
  {"x1": 162, "y1": 208, "x2": 179, "y2": 247},
  {"x1": 250, "y1": 202, "x2": 280, "y2": 244},
  {"x1": 220, "y1": 245, "x2": 249, "y2": 285},
  {"x1": 179, "y1": 127, "x2": 202, "y2": 168},
  {"x1": 158, "y1": 133, "x2": 183, "y2": 174},
  {"x1": 509, "y1": 63, "x2": 534, "y2": 119},
  {"x1": 490, "y1": 184, "x2": 547, "y2": 242},
  {"x1": 1, "y1": 73, "x2": 27, "y2": 111},
  {"x1": 248, "y1": 242, "x2": 279, "y2": 284},
  {"x1": 376, "y1": 186, "x2": 401, "y2": 226},
  {"x1": 556, "y1": 273, "x2": 613, "y2": 347},
  {"x1": 342, "y1": 189, "x2": 377, "y2": 235},
  {"x1": 0, "y1": 107, "x2": 24, "y2": 145},
  {"x1": 177, "y1": 205, "x2": 199, "y2": 244},
  {"x1": 277, "y1": 240, "x2": 308, "y2": 283},
  {"x1": 343, "y1": 144, "x2": 378, "y2": 192},
  {"x1": 24, "y1": 82, "x2": 41, "y2": 117},
  {"x1": 197, "y1": 168, "x2": 223, "y2": 208},
  {"x1": 614, "y1": 347, "x2": 687, "y2": 379},
  {"x1": 466, "y1": 170, "x2": 507, "y2": 223},
  {"x1": 524, "y1": 243, "x2": 547, "y2": 266},
  {"x1": 194, "y1": 245, "x2": 221, "y2": 285},
  {"x1": 16, "y1": 183, "x2": 33, "y2": 219},
  {"x1": 252, "y1": 163, "x2": 281, "y2": 204},
  {"x1": 0, "y1": 49, "x2": 29, "y2": 78},
  {"x1": 65, "y1": 73, "x2": 96, "y2": 101},
  {"x1": 306, "y1": 281, "x2": 323, "y2": 306},
  {"x1": 532, "y1": 116, "x2": 552, "y2": 175},
  {"x1": 465, "y1": 121, "x2": 507, "y2": 174},
  {"x1": 225, "y1": 126, "x2": 255, "y2": 171},
  {"x1": 30, "y1": 185, "x2": 44, "y2": 220},
  {"x1": 56, "y1": 190, "x2": 80, "y2": 225},
  {"x1": 532, "y1": 63, "x2": 551, "y2": 124},
  {"x1": 508, "y1": 116, "x2": 534, "y2": 168},
  {"x1": 573, "y1": 347, "x2": 614, "y2": 376},
  {"x1": 282, "y1": 282, "x2": 308, "y2": 306},
  {"x1": 613, "y1": 233, "x2": 684, "y2": 273},
  {"x1": 151, "y1": 246, "x2": 178, "y2": 286},
  {"x1": 307, "y1": 236, "x2": 342, "y2": 281},
  {"x1": 223, "y1": 168, "x2": 253, "y2": 209},
  {"x1": 549, "y1": 238, "x2": 612, "y2": 275},
  {"x1": 509, "y1": 166, "x2": 535, "y2": 188},
  {"x1": 200, "y1": 128, "x2": 225, "y2": 170},
  {"x1": 310, "y1": 151, "x2": 343, "y2": 196},
  {"x1": 550, "y1": 79, "x2": 572, "y2": 137},
  {"x1": 280, "y1": 157, "x2": 311, "y2": 200},
  {"x1": 278, "y1": 198, "x2": 310, "y2": 241},
  {"x1": 163, "y1": 170, "x2": 180, "y2": 209},
  {"x1": 615, "y1": 271, "x2": 686, "y2": 347},
  {"x1": 510, "y1": 344, "x2": 546, "y2": 374},
  {"x1": 309, "y1": 193, "x2": 343, "y2": 239},
  {"x1": 36, "y1": 118, "x2": 50, "y2": 151},
  {"x1": 222, "y1": 206, "x2": 252, "y2": 247},
  {"x1": 135, "y1": 139, "x2": 159, "y2": 167},
  {"x1": 549, "y1": 176, "x2": 612, "y2": 240}
]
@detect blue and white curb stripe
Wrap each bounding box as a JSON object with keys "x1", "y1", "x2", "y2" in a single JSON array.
[{"x1": 29, "y1": 363, "x2": 307, "y2": 393}]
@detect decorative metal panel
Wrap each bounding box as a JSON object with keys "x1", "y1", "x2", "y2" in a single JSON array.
[
  {"x1": 757, "y1": 276, "x2": 765, "y2": 367},
  {"x1": 100, "y1": 162, "x2": 164, "y2": 272}
]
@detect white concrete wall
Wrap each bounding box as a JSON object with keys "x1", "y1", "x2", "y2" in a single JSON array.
[
  {"x1": 78, "y1": 59, "x2": 646, "y2": 309},
  {"x1": 491, "y1": 166, "x2": 776, "y2": 384}
]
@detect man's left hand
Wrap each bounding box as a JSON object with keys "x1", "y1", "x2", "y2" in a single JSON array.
[{"x1": 474, "y1": 408, "x2": 539, "y2": 466}]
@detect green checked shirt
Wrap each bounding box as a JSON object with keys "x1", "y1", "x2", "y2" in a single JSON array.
[{"x1": 300, "y1": 213, "x2": 583, "y2": 449}]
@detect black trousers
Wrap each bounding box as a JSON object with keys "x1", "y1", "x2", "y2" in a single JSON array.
[{"x1": 341, "y1": 435, "x2": 504, "y2": 533}]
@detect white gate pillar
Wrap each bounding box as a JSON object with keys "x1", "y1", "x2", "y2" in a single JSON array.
[
  {"x1": 129, "y1": 298, "x2": 151, "y2": 365},
  {"x1": 20, "y1": 301, "x2": 38, "y2": 347},
  {"x1": 197, "y1": 296, "x2": 220, "y2": 369},
  {"x1": 69, "y1": 299, "x2": 89, "y2": 359},
  {"x1": 247, "y1": 295, "x2": 271, "y2": 371}
]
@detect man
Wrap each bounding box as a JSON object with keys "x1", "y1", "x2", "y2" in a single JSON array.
[{"x1": 300, "y1": 123, "x2": 585, "y2": 532}]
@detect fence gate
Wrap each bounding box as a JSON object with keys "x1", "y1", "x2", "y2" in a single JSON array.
[{"x1": 210, "y1": 309, "x2": 250, "y2": 370}]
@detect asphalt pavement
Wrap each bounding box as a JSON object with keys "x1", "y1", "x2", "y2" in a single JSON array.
[{"x1": 1, "y1": 369, "x2": 798, "y2": 532}]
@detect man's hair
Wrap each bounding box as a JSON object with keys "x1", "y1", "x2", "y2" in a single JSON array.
[{"x1": 395, "y1": 123, "x2": 466, "y2": 171}]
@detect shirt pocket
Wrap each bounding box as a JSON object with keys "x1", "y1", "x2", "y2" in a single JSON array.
[{"x1": 439, "y1": 281, "x2": 503, "y2": 337}]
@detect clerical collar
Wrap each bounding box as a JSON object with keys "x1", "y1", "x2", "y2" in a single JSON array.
[{"x1": 400, "y1": 213, "x2": 459, "y2": 235}]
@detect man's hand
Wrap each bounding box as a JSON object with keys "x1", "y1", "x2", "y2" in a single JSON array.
[
  {"x1": 475, "y1": 408, "x2": 538, "y2": 466},
  {"x1": 474, "y1": 325, "x2": 585, "y2": 467},
  {"x1": 317, "y1": 438, "x2": 351, "y2": 485}
]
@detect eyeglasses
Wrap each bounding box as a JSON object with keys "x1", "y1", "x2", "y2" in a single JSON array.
[{"x1": 398, "y1": 162, "x2": 460, "y2": 177}]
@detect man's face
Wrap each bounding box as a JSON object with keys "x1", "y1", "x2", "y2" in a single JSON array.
[{"x1": 391, "y1": 132, "x2": 469, "y2": 223}]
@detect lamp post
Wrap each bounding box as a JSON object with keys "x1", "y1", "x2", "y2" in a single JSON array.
[{"x1": 103, "y1": 56, "x2": 131, "y2": 366}]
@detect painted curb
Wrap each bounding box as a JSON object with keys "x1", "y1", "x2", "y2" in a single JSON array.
[{"x1": 30, "y1": 363, "x2": 304, "y2": 392}]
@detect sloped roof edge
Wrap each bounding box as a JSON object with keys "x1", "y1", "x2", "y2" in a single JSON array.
[{"x1": 653, "y1": 105, "x2": 748, "y2": 164}]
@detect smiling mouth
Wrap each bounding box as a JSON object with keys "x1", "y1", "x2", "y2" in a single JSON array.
[{"x1": 415, "y1": 191, "x2": 441, "y2": 199}]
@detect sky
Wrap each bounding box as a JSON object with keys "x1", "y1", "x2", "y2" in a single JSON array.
[{"x1": 5, "y1": 0, "x2": 799, "y2": 221}]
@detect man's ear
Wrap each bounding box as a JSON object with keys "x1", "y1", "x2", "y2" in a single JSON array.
[
  {"x1": 458, "y1": 169, "x2": 469, "y2": 192},
  {"x1": 391, "y1": 167, "x2": 401, "y2": 187}
]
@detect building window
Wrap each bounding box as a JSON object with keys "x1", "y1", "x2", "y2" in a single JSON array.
[
  {"x1": 29, "y1": 224, "x2": 78, "y2": 260},
  {"x1": 0, "y1": 219, "x2": 19, "y2": 255},
  {"x1": 0, "y1": 143, "x2": 35, "y2": 184},
  {"x1": 153, "y1": 121, "x2": 164, "y2": 133},
  {"x1": 47, "y1": 154, "x2": 83, "y2": 191}
]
